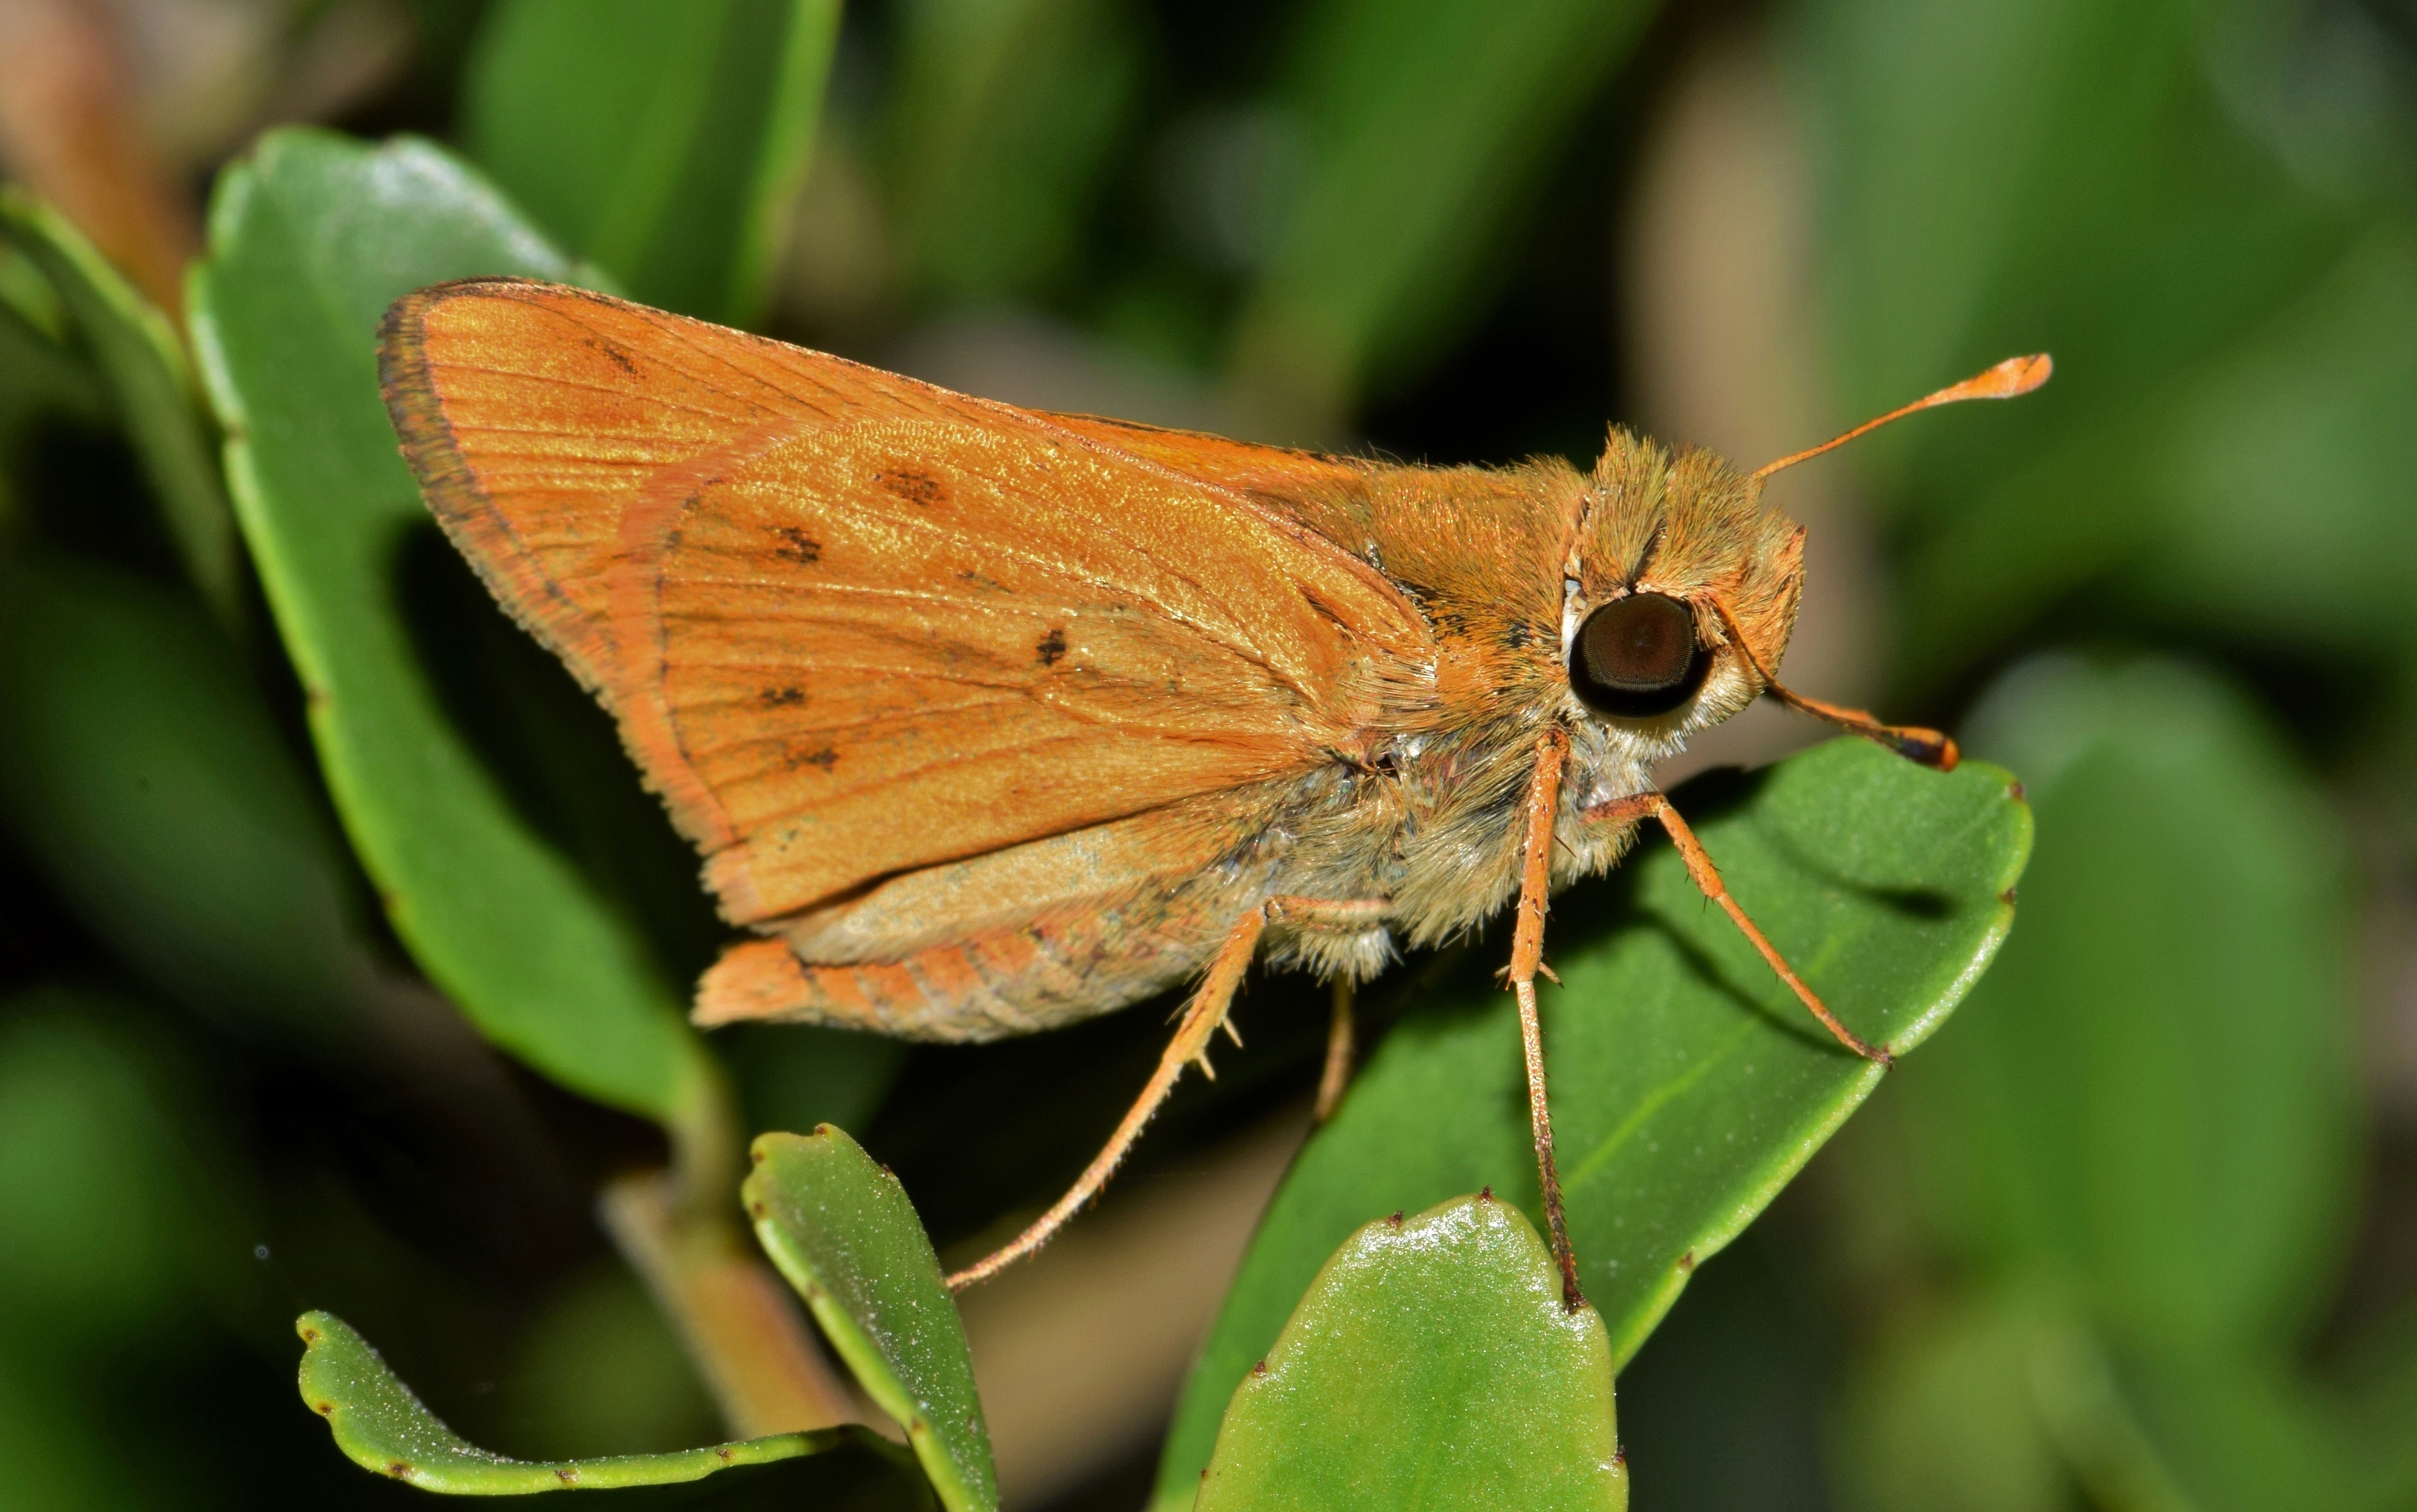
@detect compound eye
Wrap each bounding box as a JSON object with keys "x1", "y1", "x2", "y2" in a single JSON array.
[{"x1": 1571, "y1": 593, "x2": 1707, "y2": 718}]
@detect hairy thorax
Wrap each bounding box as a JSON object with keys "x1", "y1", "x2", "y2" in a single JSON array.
[{"x1": 1235, "y1": 434, "x2": 1797, "y2": 985}]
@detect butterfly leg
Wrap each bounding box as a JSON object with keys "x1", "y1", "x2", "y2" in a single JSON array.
[
  {"x1": 1510, "y1": 728, "x2": 1585, "y2": 1310},
  {"x1": 1314, "y1": 977, "x2": 1355, "y2": 1123},
  {"x1": 1584, "y1": 791, "x2": 1891, "y2": 1065},
  {"x1": 944, "y1": 893, "x2": 1388, "y2": 1292}
]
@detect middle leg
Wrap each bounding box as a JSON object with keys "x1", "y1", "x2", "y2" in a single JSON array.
[
  {"x1": 1586, "y1": 790, "x2": 1891, "y2": 1064},
  {"x1": 1314, "y1": 976, "x2": 1356, "y2": 1123}
]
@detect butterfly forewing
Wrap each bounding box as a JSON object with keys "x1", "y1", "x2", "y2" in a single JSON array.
[{"x1": 379, "y1": 280, "x2": 1433, "y2": 928}]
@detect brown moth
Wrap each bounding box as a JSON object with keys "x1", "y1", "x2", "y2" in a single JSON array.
[{"x1": 377, "y1": 277, "x2": 2048, "y2": 1300}]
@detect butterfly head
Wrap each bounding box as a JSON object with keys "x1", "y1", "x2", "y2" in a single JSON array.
[
  {"x1": 1551, "y1": 356, "x2": 2048, "y2": 770},
  {"x1": 1556, "y1": 433, "x2": 1802, "y2": 755}
]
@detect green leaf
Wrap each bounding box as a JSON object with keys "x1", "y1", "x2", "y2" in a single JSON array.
[
  {"x1": 745, "y1": 1126, "x2": 997, "y2": 1512},
  {"x1": 1905, "y1": 656, "x2": 2358, "y2": 1356},
  {"x1": 1157, "y1": 738, "x2": 2030, "y2": 1505},
  {"x1": 295, "y1": 1310, "x2": 839, "y2": 1493},
  {"x1": 462, "y1": 0, "x2": 840, "y2": 325},
  {"x1": 1196, "y1": 1193, "x2": 1625, "y2": 1512},
  {"x1": 724, "y1": 1023, "x2": 911, "y2": 1143},
  {"x1": 0, "y1": 190, "x2": 242, "y2": 625},
  {"x1": 2341, "y1": 1305, "x2": 2417, "y2": 1509},
  {"x1": 0, "y1": 988, "x2": 220, "y2": 1349},
  {"x1": 1230, "y1": 0, "x2": 1661, "y2": 423},
  {"x1": 1802, "y1": 0, "x2": 2346, "y2": 492},
  {"x1": 188, "y1": 128, "x2": 712, "y2": 1124},
  {"x1": 1794, "y1": 0, "x2": 2381, "y2": 690},
  {"x1": 1847, "y1": 1298, "x2": 2379, "y2": 1512},
  {"x1": 1884, "y1": 228, "x2": 2417, "y2": 692},
  {"x1": 1835, "y1": 1289, "x2": 2072, "y2": 1512},
  {"x1": 2112, "y1": 1344, "x2": 2367, "y2": 1512},
  {"x1": 2131, "y1": 230, "x2": 2417, "y2": 652},
  {"x1": 0, "y1": 247, "x2": 109, "y2": 460},
  {"x1": 0, "y1": 556, "x2": 368, "y2": 1034},
  {"x1": 882, "y1": 0, "x2": 1140, "y2": 306}
]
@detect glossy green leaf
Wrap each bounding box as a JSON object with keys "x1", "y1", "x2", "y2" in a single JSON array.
[
  {"x1": 295, "y1": 1310, "x2": 839, "y2": 1492},
  {"x1": 463, "y1": 0, "x2": 839, "y2": 325},
  {"x1": 0, "y1": 190, "x2": 242, "y2": 624},
  {"x1": 883, "y1": 0, "x2": 1140, "y2": 305},
  {"x1": 0, "y1": 556, "x2": 368, "y2": 1034},
  {"x1": 1904, "y1": 656, "x2": 2357, "y2": 1356},
  {"x1": 1196, "y1": 1194, "x2": 1625, "y2": 1512},
  {"x1": 188, "y1": 128, "x2": 712, "y2": 1123},
  {"x1": 1158, "y1": 738, "x2": 2030, "y2": 1505},
  {"x1": 745, "y1": 1126, "x2": 997, "y2": 1512},
  {"x1": 1230, "y1": 0, "x2": 1659, "y2": 423}
]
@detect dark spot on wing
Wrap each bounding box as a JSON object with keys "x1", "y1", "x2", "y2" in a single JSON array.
[
  {"x1": 877, "y1": 465, "x2": 947, "y2": 505},
  {"x1": 588, "y1": 336, "x2": 640, "y2": 376},
  {"x1": 773, "y1": 527, "x2": 821, "y2": 564},
  {"x1": 761, "y1": 686, "x2": 806, "y2": 708},
  {"x1": 791, "y1": 747, "x2": 840, "y2": 771},
  {"x1": 1036, "y1": 627, "x2": 1067, "y2": 666}
]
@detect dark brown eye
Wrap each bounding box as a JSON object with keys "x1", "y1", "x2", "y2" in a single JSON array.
[{"x1": 1571, "y1": 593, "x2": 1707, "y2": 717}]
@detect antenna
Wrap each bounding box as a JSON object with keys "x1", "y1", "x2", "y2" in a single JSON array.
[
  {"x1": 1707, "y1": 598, "x2": 1962, "y2": 771},
  {"x1": 1751, "y1": 354, "x2": 2052, "y2": 482}
]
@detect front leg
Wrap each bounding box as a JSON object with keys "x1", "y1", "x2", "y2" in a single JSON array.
[{"x1": 1507, "y1": 726, "x2": 1585, "y2": 1310}]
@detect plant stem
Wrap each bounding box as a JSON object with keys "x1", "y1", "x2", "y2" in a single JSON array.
[{"x1": 603, "y1": 1053, "x2": 858, "y2": 1436}]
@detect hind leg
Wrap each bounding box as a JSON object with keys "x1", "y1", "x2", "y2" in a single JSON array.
[{"x1": 944, "y1": 895, "x2": 1387, "y2": 1291}]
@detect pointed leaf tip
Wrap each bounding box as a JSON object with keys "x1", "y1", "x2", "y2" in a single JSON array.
[
  {"x1": 1197, "y1": 1195, "x2": 1625, "y2": 1512},
  {"x1": 744, "y1": 1126, "x2": 998, "y2": 1512}
]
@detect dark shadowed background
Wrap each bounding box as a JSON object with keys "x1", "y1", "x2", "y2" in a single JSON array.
[{"x1": 0, "y1": 0, "x2": 2411, "y2": 1507}]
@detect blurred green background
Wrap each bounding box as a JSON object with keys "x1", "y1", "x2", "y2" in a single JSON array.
[{"x1": 0, "y1": 0, "x2": 2410, "y2": 1507}]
